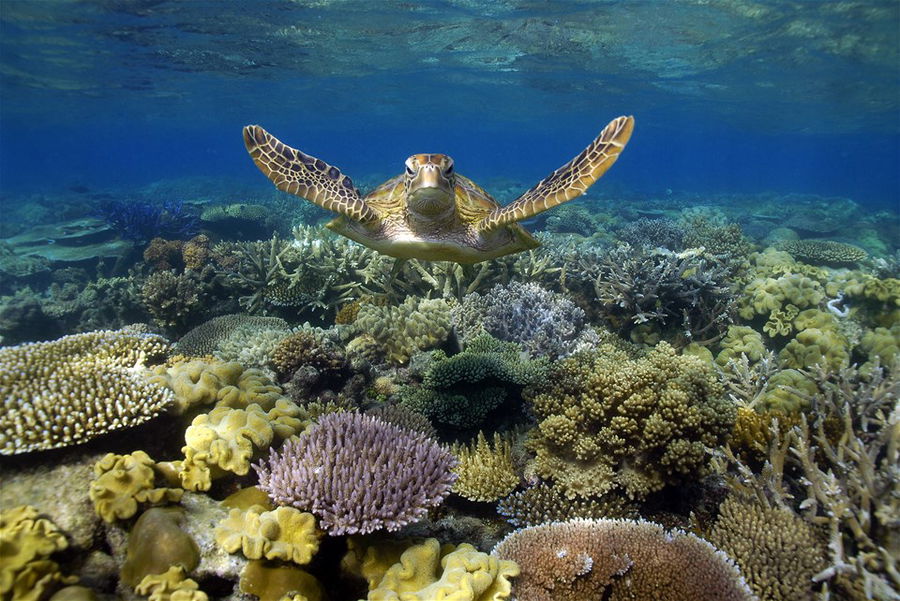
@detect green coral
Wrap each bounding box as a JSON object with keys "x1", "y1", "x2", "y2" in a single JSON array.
[
  {"x1": 215, "y1": 505, "x2": 321, "y2": 565},
  {"x1": 400, "y1": 334, "x2": 548, "y2": 429},
  {"x1": 759, "y1": 369, "x2": 818, "y2": 413},
  {"x1": 0, "y1": 329, "x2": 173, "y2": 455},
  {"x1": 860, "y1": 324, "x2": 899, "y2": 367},
  {"x1": 366, "y1": 538, "x2": 518, "y2": 601},
  {"x1": 0, "y1": 506, "x2": 76, "y2": 601},
  {"x1": 353, "y1": 296, "x2": 451, "y2": 364},
  {"x1": 739, "y1": 274, "x2": 825, "y2": 322},
  {"x1": 89, "y1": 451, "x2": 183, "y2": 523},
  {"x1": 527, "y1": 341, "x2": 734, "y2": 500}
]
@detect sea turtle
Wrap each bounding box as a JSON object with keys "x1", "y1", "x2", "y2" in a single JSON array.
[{"x1": 242, "y1": 115, "x2": 634, "y2": 264}]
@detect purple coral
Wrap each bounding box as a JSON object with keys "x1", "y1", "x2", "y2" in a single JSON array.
[{"x1": 254, "y1": 412, "x2": 457, "y2": 535}]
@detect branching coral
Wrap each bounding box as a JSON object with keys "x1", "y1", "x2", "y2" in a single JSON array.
[
  {"x1": 353, "y1": 296, "x2": 451, "y2": 365},
  {"x1": 713, "y1": 362, "x2": 899, "y2": 600},
  {"x1": 590, "y1": 244, "x2": 736, "y2": 345},
  {"x1": 451, "y1": 281, "x2": 598, "y2": 359},
  {"x1": 0, "y1": 329, "x2": 173, "y2": 455},
  {"x1": 526, "y1": 341, "x2": 734, "y2": 500},
  {"x1": 497, "y1": 484, "x2": 637, "y2": 528},
  {"x1": 141, "y1": 268, "x2": 212, "y2": 331},
  {"x1": 491, "y1": 518, "x2": 755, "y2": 601},
  {"x1": 271, "y1": 327, "x2": 346, "y2": 382},
  {"x1": 451, "y1": 432, "x2": 519, "y2": 502},
  {"x1": 617, "y1": 217, "x2": 685, "y2": 250},
  {"x1": 254, "y1": 412, "x2": 456, "y2": 535}
]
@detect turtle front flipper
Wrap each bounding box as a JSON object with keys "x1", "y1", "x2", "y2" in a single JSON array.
[
  {"x1": 243, "y1": 125, "x2": 377, "y2": 223},
  {"x1": 478, "y1": 115, "x2": 634, "y2": 232}
]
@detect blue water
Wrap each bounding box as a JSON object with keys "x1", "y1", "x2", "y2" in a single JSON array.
[{"x1": 1, "y1": 0, "x2": 898, "y2": 208}]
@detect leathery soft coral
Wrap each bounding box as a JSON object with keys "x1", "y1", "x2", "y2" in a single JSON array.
[{"x1": 526, "y1": 341, "x2": 734, "y2": 500}]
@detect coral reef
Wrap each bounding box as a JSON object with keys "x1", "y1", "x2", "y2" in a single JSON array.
[
  {"x1": 270, "y1": 327, "x2": 346, "y2": 382},
  {"x1": 617, "y1": 217, "x2": 685, "y2": 250},
  {"x1": 254, "y1": 412, "x2": 457, "y2": 535},
  {"x1": 497, "y1": 484, "x2": 637, "y2": 528},
  {"x1": 400, "y1": 334, "x2": 549, "y2": 430},
  {"x1": 0, "y1": 329, "x2": 173, "y2": 455},
  {"x1": 492, "y1": 518, "x2": 754, "y2": 601},
  {"x1": 96, "y1": 198, "x2": 199, "y2": 244},
  {"x1": 526, "y1": 341, "x2": 734, "y2": 500},
  {"x1": 140, "y1": 269, "x2": 211, "y2": 332},
  {"x1": 175, "y1": 314, "x2": 289, "y2": 357},
  {"x1": 451, "y1": 281, "x2": 598, "y2": 359},
  {"x1": 451, "y1": 432, "x2": 519, "y2": 503}
]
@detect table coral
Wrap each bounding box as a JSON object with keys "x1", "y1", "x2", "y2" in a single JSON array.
[
  {"x1": 491, "y1": 518, "x2": 754, "y2": 601},
  {"x1": 497, "y1": 484, "x2": 637, "y2": 528},
  {"x1": 526, "y1": 341, "x2": 734, "y2": 500},
  {"x1": 451, "y1": 432, "x2": 519, "y2": 503},
  {"x1": 778, "y1": 239, "x2": 867, "y2": 266},
  {"x1": 0, "y1": 505, "x2": 76, "y2": 601},
  {"x1": 175, "y1": 314, "x2": 289, "y2": 357},
  {"x1": 89, "y1": 451, "x2": 183, "y2": 523},
  {"x1": 708, "y1": 496, "x2": 826, "y2": 601},
  {"x1": 352, "y1": 296, "x2": 451, "y2": 364},
  {"x1": 0, "y1": 329, "x2": 174, "y2": 455},
  {"x1": 367, "y1": 538, "x2": 518, "y2": 601},
  {"x1": 215, "y1": 505, "x2": 321, "y2": 565},
  {"x1": 254, "y1": 412, "x2": 456, "y2": 535}
]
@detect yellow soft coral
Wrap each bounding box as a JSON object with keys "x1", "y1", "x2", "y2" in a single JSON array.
[
  {"x1": 89, "y1": 451, "x2": 183, "y2": 522},
  {"x1": 451, "y1": 432, "x2": 519, "y2": 502},
  {"x1": 0, "y1": 506, "x2": 76, "y2": 601},
  {"x1": 778, "y1": 327, "x2": 850, "y2": 371},
  {"x1": 215, "y1": 505, "x2": 321, "y2": 565},
  {"x1": 367, "y1": 538, "x2": 518, "y2": 601},
  {"x1": 716, "y1": 326, "x2": 767, "y2": 366},
  {"x1": 135, "y1": 566, "x2": 207, "y2": 601}
]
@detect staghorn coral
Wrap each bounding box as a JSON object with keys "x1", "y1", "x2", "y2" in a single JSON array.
[
  {"x1": 179, "y1": 399, "x2": 304, "y2": 491},
  {"x1": 497, "y1": 484, "x2": 637, "y2": 528},
  {"x1": 215, "y1": 505, "x2": 321, "y2": 565},
  {"x1": 778, "y1": 239, "x2": 867, "y2": 266},
  {"x1": 144, "y1": 237, "x2": 184, "y2": 271},
  {"x1": 590, "y1": 244, "x2": 736, "y2": 345},
  {"x1": 176, "y1": 314, "x2": 289, "y2": 357},
  {"x1": 451, "y1": 432, "x2": 519, "y2": 503},
  {"x1": 89, "y1": 450, "x2": 183, "y2": 523},
  {"x1": 353, "y1": 296, "x2": 451, "y2": 365},
  {"x1": 399, "y1": 334, "x2": 549, "y2": 430},
  {"x1": 254, "y1": 412, "x2": 457, "y2": 535},
  {"x1": 708, "y1": 495, "x2": 826, "y2": 601},
  {"x1": 715, "y1": 362, "x2": 898, "y2": 600},
  {"x1": 526, "y1": 341, "x2": 734, "y2": 500},
  {"x1": 0, "y1": 505, "x2": 77, "y2": 601},
  {"x1": 451, "y1": 281, "x2": 598, "y2": 359},
  {"x1": 367, "y1": 538, "x2": 518, "y2": 601},
  {"x1": 491, "y1": 518, "x2": 754, "y2": 601},
  {"x1": 0, "y1": 329, "x2": 174, "y2": 455}
]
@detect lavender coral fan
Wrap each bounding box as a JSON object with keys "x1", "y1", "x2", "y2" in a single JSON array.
[{"x1": 254, "y1": 412, "x2": 457, "y2": 535}]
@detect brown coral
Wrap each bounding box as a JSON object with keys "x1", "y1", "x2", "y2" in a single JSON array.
[
  {"x1": 181, "y1": 234, "x2": 211, "y2": 271},
  {"x1": 271, "y1": 329, "x2": 346, "y2": 382},
  {"x1": 144, "y1": 237, "x2": 184, "y2": 271}
]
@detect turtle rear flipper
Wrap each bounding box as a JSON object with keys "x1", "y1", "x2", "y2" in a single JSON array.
[
  {"x1": 478, "y1": 115, "x2": 634, "y2": 232},
  {"x1": 243, "y1": 125, "x2": 377, "y2": 223}
]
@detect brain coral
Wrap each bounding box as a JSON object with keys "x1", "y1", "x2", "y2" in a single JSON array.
[
  {"x1": 492, "y1": 518, "x2": 754, "y2": 601},
  {"x1": 0, "y1": 329, "x2": 173, "y2": 455},
  {"x1": 367, "y1": 538, "x2": 518, "y2": 601},
  {"x1": 526, "y1": 341, "x2": 734, "y2": 500},
  {"x1": 254, "y1": 412, "x2": 457, "y2": 535},
  {"x1": 353, "y1": 296, "x2": 451, "y2": 364}
]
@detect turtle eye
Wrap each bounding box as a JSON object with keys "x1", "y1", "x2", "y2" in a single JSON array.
[
  {"x1": 405, "y1": 164, "x2": 416, "y2": 176},
  {"x1": 445, "y1": 164, "x2": 453, "y2": 175}
]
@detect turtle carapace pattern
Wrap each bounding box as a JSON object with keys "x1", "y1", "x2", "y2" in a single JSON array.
[{"x1": 243, "y1": 115, "x2": 634, "y2": 264}]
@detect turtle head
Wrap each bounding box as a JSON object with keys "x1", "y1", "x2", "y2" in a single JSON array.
[{"x1": 404, "y1": 154, "x2": 455, "y2": 217}]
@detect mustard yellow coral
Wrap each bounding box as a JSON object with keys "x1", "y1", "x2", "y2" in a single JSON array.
[
  {"x1": 89, "y1": 450, "x2": 183, "y2": 523},
  {"x1": 134, "y1": 566, "x2": 208, "y2": 601},
  {"x1": 0, "y1": 329, "x2": 173, "y2": 454},
  {"x1": 367, "y1": 538, "x2": 518, "y2": 601},
  {"x1": 215, "y1": 505, "x2": 321, "y2": 565},
  {"x1": 0, "y1": 505, "x2": 76, "y2": 601},
  {"x1": 451, "y1": 432, "x2": 519, "y2": 502}
]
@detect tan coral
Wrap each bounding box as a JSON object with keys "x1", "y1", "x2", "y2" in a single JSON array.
[
  {"x1": 0, "y1": 505, "x2": 77, "y2": 601},
  {"x1": 451, "y1": 431, "x2": 519, "y2": 502},
  {"x1": 353, "y1": 296, "x2": 451, "y2": 364},
  {"x1": 215, "y1": 505, "x2": 321, "y2": 565},
  {"x1": 89, "y1": 451, "x2": 183, "y2": 523},
  {"x1": 0, "y1": 329, "x2": 173, "y2": 455}
]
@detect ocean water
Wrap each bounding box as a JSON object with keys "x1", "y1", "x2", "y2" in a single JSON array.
[{"x1": 0, "y1": 2, "x2": 898, "y2": 601}]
